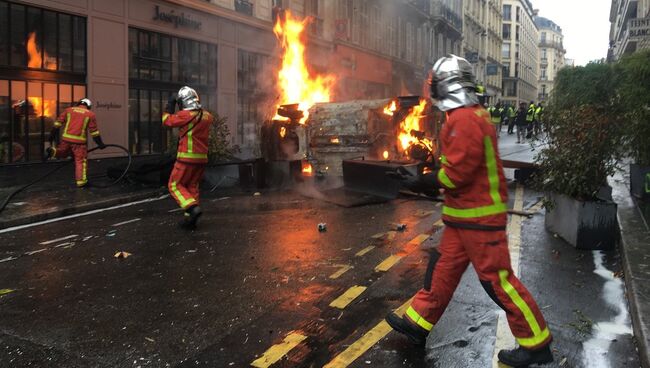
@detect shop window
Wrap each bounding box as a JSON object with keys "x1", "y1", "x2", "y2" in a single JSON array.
[
  {"x1": 0, "y1": 1, "x2": 86, "y2": 164},
  {"x1": 237, "y1": 49, "x2": 269, "y2": 147},
  {"x1": 128, "y1": 28, "x2": 217, "y2": 156}
]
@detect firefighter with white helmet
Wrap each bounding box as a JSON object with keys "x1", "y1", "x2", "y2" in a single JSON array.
[
  {"x1": 163, "y1": 86, "x2": 214, "y2": 229},
  {"x1": 385, "y1": 55, "x2": 554, "y2": 367}
]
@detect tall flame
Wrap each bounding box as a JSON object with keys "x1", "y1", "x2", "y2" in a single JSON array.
[
  {"x1": 26, "y1": 32, "x2": 57, "y2": 118},
  {"x1": 383, "y1": 100, "x2": 397, "y2": 116},
  {"x1": 273, "y1": 12, "x2": 335, "y2": 124},
  {"x1": 397, "y1": 99, "x2": 428, "y2": 151}
]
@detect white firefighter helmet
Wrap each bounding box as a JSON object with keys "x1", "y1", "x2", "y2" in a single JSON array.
[
  {"x1": 177, "y1": 86, "x2": 201, "y2": 110},
  {"x1": 79, "y1": 98, "x2": 92, "y2": 109},
  {"x1": 428, "y1": 54, "x2": 479, "y2": 112}
]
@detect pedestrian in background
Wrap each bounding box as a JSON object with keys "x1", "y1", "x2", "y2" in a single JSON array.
[
  {"x1": 507, "y1": 103, "x2": 516, "y2": 134},
  {"x1": 515, "y1": 102, "x2": 529, "y2": 144}
]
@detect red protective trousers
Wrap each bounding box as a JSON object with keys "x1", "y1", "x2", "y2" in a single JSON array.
[
  {"x1": 168, "y1": 161, "x2": 206, "y2": 210},
  {"x1": 53, "y1": 141, "x2": 88, "y2": 187},
  {"x1": 407, "y1": 226, "x2": 552, "y2": 350}
]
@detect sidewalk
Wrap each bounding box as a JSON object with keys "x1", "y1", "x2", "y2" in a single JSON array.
[
  {"x1": 0, "y1": 157, "x2": 165, "y2": 230},
  {"x1": 611, "y1": 167, "x2": 650, "y2": 368}
]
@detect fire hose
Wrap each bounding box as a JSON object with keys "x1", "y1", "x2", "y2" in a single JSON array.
[{"x1": 0, "y1": 144, "x2": 132, "y2": 214}]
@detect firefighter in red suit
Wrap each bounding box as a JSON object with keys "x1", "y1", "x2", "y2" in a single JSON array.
[
  {"x1": 45, "y1": 98, "x2": 106, "y2": 187},
  {"x1": 163, "y1": 86, "x2": 213, "y2": 229},
  {"x1": 385, "y1": 55, "x2": 554, "y2": 367}
]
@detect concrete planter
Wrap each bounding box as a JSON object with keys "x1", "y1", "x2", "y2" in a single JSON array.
[
  {"x1": 630, "y1": 163, "x2": 650, "y2": 202},
  {"x1": 545, "y1": 192, "x2": 618, "y2": 250}
]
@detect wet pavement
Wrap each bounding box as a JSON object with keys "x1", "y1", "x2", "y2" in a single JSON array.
[{"x1": 0, "y1": 178, "x2": 642, "y2": 367}]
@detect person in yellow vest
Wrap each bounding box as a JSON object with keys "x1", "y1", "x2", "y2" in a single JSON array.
[
  {"x1": 534, "y1": 102, "x2": 544, "y2": 137},
  {"x1": 525, "y1": 101, "x2": 536, "y2": 139},
  {"x1": 487, "y1": 102, "x2": 503, "y2": 137},
  {"x1": 506, "y1": 103, "x2": 517, "y2": 134}
]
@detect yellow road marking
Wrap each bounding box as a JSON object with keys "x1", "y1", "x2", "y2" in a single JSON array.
[
  {"x1": 374, "y1": 255, "x2": 402, "y2": 272},
  {"x1": 355, "y1": 246, "x2": 375, "y2": 257},
  {"x1": 436, "y1": 202, "x2": 442, "y2": 207},
  {"x1": 330, "y1": 286, "x2": 367, "y2": 309},
  {"x1": 250, "y1": 332, "x2": 307, "y2": 368},
  {"x1": 492, "y1": 184, "x2": 524, "y2": 368},
  {"x1": 329, "y1": 265, "x2": 353, "y2": 279},
  {"x1": 371, "y1": 232, "x2": 386, "y2": 239},
  {"x1": 434, "y1": 219, "x2": 444, "y2": 227},
  {"x1": 323, "y1": 298, "x2": 412, "y2": 368},
  {"x1": 408, "y1": 234, "x2": 430, "y2": 246},
  {"x1": 386, "y1": 231, "x2": 396, "y2": 241}
]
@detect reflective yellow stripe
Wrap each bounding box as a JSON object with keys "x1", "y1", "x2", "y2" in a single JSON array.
[
  {"x1": 516, "y1": 327, "x2": 551, "y2": 348},
  {"x1": 162, "y1": 113, "x2": 170, "y2": 123},
  {"x1": 187, "y1": 122, "x2": 194, "y2": 153},
  {"x1": 82, "y1": 117, "x2": 89, "y2": 135},
  {"x1": 442, "y1": 202, "x2": 507, "y2": 218},
  {"x1": 498, "y1": 269, "x2": 547, "y2": 346},
  {"x1": 177, "y1": 152, "x2": 207, "y2": 160},
  {"x1": 442, "y1": 136, "x2": 505, "y2": 219},
  {"x1": 170, "y1": 181, "x2": 196, "y2": 209},
  {"x1": 63, "y1": 113, "x2": 71, "y2": 135},
  {"x1": 484, "y1": 137, "x2": 502, "y2": 204},
  {"x1": 54, "y1": 121, "x2": 62, "y2": 128},
  {"x1": 91, "y1": 130, "x2": 100, "y2": 137},
  {"x1": 82, "y1": 159, "x2": 87, "y2": 181},
  {"x1": 437, "y1": 168, "x2": 456, "y2": 189},
  {"x1": 440, "y1": 154, "x2": 450, "y2": 166},
  {"x1": 62, "y1": 133, "x2": 86, "y2": 142},
  {"x1": 405, "y1": 306, "x2": 434, "y2": 331}
]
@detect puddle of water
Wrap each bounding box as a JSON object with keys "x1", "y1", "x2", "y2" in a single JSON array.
[{"x1": 582, "y1": 251, "x2": 633, "y2": 368}]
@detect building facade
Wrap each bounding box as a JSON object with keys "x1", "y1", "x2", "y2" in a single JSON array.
[
  {"x1": 462, "y1": 0, "x2": 504, "y2": 101},
  {"x1": 0, "y1": 0, "x2": 440, "y2": 164},
  {"x1": 500, "y1": 0, "x2": 538, "y2": 106},
  {"x1": 608, "y1": 0, "x2": 650, "y2": 61},
  {"x1": 534, "y1": 16, "x2": 565, "y2": 102},
  {"x1": 429, "y1": 0, "x2": 463, "y2": 65}
]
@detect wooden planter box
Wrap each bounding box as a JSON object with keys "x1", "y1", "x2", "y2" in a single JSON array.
[
  {"x1": 545, "y1": 192, "x2": 618, "y2": 250},
  {"x1": 630, "y1": 163, "x2": 650, "y2": 202}
]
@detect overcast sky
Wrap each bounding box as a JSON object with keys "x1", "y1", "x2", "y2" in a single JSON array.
[{"x1": 533, "y1": 0, "x2": 611, "y2": 65}]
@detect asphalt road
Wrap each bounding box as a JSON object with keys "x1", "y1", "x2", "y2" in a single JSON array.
[{"x1": 0, "y1": 183, "x2": 640, "y2": 367}]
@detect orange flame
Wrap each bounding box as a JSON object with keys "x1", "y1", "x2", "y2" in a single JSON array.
[
  {"x1": 383, "y1": 150, "x2": 389, "y2": 160},
  {"x1": 383, "y1": 100, "x2": 397, "y2": 116},
  {"x1": 302, "y1": 161, "x2": 313, "y2": 175},
  {"x1": 27, "y1": 32, "x2": 56, "y2": 70},
  {"x1": 273, "y1": 12, "x2": 335, "y2": 124},
  {"x1": 396, "y1": 99, "x2": 428, "y2": 151},
  {"x1": 279, "y1": 126, "x2": 287, "y2": 138},
  {"x1": 26, "y1": 32, "x2": 57, "y2": 118},
  {"x1": 330, "y1": 137, "x2": 340, "y2": 144}
]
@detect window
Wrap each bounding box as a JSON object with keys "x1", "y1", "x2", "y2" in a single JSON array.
[
  {"x1": 516, "y1": 6, "x2": 520, "y2": 22},
  {"x1": 237, "y1": 49, "x2": 268, "y2": 147},
  {"x1": 541, "y1": 48, "x2": 547, "y2": 59},
  {"x1": 235, "y1": 0, "x2": 254, "y2": 16},
  {"x1": 503, "y1": 4, "x2": 511, "y2": 21},
  {"x1": 541, "y1": 32, "x2": 546, "y2": 42},
  {"x1": 128, "y1": 28, "x2": 217, "y2": 155},
  {"x1": 0, "y1": 1, "x2": 87, "y2": 164},
  {"x1": 540, "y1": 68, "x2": 547, "y2": 79},
  {"x1": 502, "y1": 43, "x2": 511, "y2": 59},
  {"x1": 502, "y1": 24, "x2": 511, "y2": 40},
  {"x1": 1, "y1": 1, "x2": 86, "y2": 73}
]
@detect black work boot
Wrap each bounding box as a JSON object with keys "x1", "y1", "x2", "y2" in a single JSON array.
[
  {"x1": 180, "y1": 205, "x2": 202, "y2": 229},
  {"x1": 385, "y1": 312, "x2": 428, "y2": 346},
  {"x1": 498, "y1": 344, "x2": 553, "y2": 367},
  {"x1": 44, "y1": 147, "x2": 54, "y2": 160}
]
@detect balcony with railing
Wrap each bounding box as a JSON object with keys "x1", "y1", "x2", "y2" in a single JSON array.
[
  {"x1": 538, "y1": 93, "x2": 549, "y2": 101},
  {"x1": 540, "y1": 57, "x2": 548, "y2": 65},
  {"x1": 539, "y1": 39, "x2": 565, "y2": 51},
  {"x1": 431, "y1": 1, "x2": 463, "y2": 32}
]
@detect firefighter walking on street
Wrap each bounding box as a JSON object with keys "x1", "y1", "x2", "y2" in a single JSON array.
[
  {"x1": 385, "y1": 55, "x2": 554, "y2": 367},
  {"x1": 163, "y1": 86, "x2": 214, "y2": 229},
  {"x1": 45, "y1": 98, "x2": 106, "y2": 187}
]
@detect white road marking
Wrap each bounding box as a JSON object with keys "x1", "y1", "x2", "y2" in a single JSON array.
[
  {"x1": 53, "y1": 242, "x2": 72, "y2": 248},
  {"x1": 24, "y1": 249, "x2": 47, "y2": 256},
  {"x1": 0, "y1": 195, "x2": 167, "y2": 234},
  {"x1": 111, "y1": 218, "x2": 141, "y2": 227},
  {"x1": 0, "y1": 256, "x2": 18, "y2": 263},
  {"x1": 492, "y1": 184, "x2": 524, "y2": 367},
  {"x1": 168, "y1": 208, "x2": 184, "y2": 213},
  {"x1": 39, "y1": 234, "x2": 78, "y2": 245}
]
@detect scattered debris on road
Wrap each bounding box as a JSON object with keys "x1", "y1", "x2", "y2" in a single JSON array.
[
  {"x1": 0, "y1": 288, "x2": 15, "y2": 296},
  {"x1": 318, "y1": 223, "x2": 327, "y2": 232},
  {"x1": 114, "y1": 251, "x2": 132, "y2": 259}
]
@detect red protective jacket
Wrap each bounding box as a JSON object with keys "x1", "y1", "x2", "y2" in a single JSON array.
[
  {"x1": 436, "y1": 105, "x2": 508, "y2": 229},
  {"x1": 162, "y1": 109, "x2": 213, "y2": 164},
  {"x1": 54, "y1": 106, "x2": 100, "y2": 144}
]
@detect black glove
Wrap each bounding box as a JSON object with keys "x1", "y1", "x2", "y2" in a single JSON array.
[
  {"x1": 165, "y1": 93, "x2": 178, "y2": 114},
  {"x1": 48, "y1": 128, "x2": 59, "y2": 145},
  {"x1": 93, "y1": 136, "x2": 106, "y2": 149}
]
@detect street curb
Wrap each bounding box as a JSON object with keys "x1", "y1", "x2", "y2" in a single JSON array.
[
  {"x1": 611, "y1": 174, "x2": 650, "y2": 368},
  {"x1": 0, "y1": 189, "x2": 166, "y2": 230}
]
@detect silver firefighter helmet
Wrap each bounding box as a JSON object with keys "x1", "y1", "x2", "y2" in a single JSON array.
[
  {"x1": 177, "y1": 86, "x2": 201, "y2": 110},
  {"x1": 428, "y1": 54, "x2": 479, "y2": 112},
  {"x1": 79, "y1": 98, "x2": 92, "y2": 109}
]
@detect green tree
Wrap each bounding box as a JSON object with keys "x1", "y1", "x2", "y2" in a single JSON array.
[
  {"x1": 534, "y1": 61, "x2": 624, "y2": 200},
  {"x1": 616, "y1": 49, "x2": 650, "y2": 165}
]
